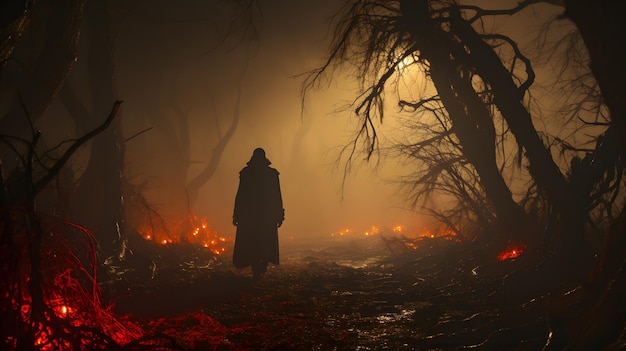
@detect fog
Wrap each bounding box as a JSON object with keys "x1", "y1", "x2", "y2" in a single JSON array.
[
  {"x1": 29, "y1": 0, "x2": 563, "y2": 248},
  {"x1": 75, "y1": 0, "x2": 424, "y2": 245}
]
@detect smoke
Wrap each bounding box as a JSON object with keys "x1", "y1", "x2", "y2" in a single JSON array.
[
  {"x1": 105, "y1": 0, "x2": 423, "y2": 247},
  {"x1": 28, "y1": 0, "x2": 566, "y2": 253}
]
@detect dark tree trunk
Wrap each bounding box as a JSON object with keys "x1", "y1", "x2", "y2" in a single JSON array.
[
  {"x1": 562, "y1": 0, "x2": 626, "y2": 285},
  {"x1": 562, "y1": 1, "x2": 626, "y2": 150},
  {"x1": 407, "y1": 10, "x2": 528, "y2": 238},
  {"x1": 555, "y1": 1, "x2": 626, "y2": 346},
  {"x1": 0, "y1": 0, "x2": 84, "y2": 162},
  {"x1": 447, "y1": 7, "x2": 593, "y2": 258},
  {"x1": 431, "y1": 64, "x2": 526, "y2": 231},
  {"x1": 69, "y1": 0, "x2": 125, "y2": 259},
  {"x1": 449, "y1": 9, "x2": 567, "y2": 207},
  {"x1": 186, "y1": 83, "x2": 240, "y2": 207}
]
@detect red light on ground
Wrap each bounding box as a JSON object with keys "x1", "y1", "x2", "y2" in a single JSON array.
[{"x1": 497, "y1": 244, "x2": 526, "y2": 261}]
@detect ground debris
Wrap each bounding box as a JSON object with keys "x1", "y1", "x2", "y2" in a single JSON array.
[{"x1": 109, "y1": 237, "x2": 624, "y2": 350}]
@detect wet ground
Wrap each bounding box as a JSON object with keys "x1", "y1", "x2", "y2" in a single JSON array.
[{"x1": 110, "y1": 236, "x2": 624, "y2": 350}]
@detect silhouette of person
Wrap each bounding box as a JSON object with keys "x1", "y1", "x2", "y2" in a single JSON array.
[{"x1": 232, "y1": 148, "x2": 284, "y2": 278}]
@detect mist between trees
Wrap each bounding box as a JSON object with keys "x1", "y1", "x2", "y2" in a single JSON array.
[{"x1": 1, "y1": 0, "x2": 626, "y2": 348}]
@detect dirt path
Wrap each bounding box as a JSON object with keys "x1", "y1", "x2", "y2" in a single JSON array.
[{"x1": 110, "y1": 238, "x2": 602, "y2": 350}]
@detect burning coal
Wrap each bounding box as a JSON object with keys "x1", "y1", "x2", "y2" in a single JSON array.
[
  {"x1": 497, "y1": 242, "x2": 526, "y2": 261},
  {"x1": 136, "y1": 213, "x2": 230, "y2": 255}
]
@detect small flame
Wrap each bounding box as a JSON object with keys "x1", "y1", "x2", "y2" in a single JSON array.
[
  {"x1": 331, "y1": 228, "x2": 352, "y2": 237},
  {"x1": 56, "y1": 305, "x2": 71, "y2": 318},
  {"x1": 138, "y1": 214, "x2": 230, "y2": 253},
  {"x1": 497, "y1": 243, "x2": 526, "y2": 261},
  {"x1": 365, "y1": 225, "x2": 380, "y2": 236},
  {"x1": 417, "y1": 225, "x2": 457, "y2": 239}
]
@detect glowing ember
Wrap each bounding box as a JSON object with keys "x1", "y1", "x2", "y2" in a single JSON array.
[
  {"x1": 331, "y1": 223, "x2": 459, "y2": 244},
  {"x1": 331, "y1": 225, "x2": 395, "y2": 238},
  {"x1": 139, "y1": 214, "x2": 230, "y2": 254},
  {"x1": 331, "y1": 228, "x2": 353, "y2": 237},
  {"x1": 2, "y1": 213, "x2": 144, "y2": 350},
  {"x1": 416, "y1": 225, "x2": 458, "y2": 240},
  {"x1": 364, "y1": 225, "x2": 380, "y2": 236},
  {"x1": 497, "y1": 243, "x2": 526, "y2": 261}
]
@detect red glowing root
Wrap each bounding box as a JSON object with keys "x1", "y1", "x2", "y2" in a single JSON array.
[{"x1": 1, "y1": 207, "x2": 143, "y2": 350}]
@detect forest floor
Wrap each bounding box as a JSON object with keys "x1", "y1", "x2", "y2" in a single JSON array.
[{"x1": 109, "y1": 235, "x2": 624, "y2": 350}]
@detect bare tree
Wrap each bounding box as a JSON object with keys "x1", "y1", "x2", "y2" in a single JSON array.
[
  {"x1": 185, "y1": 50, "x2": 250, "y2": 207},
  {"x1": 0, "y1": 101, "x2": 124, "y2": 349},
  {"x1": 549, "y1": 0, "x2": 626, "y2": 346},
  {"x1": 57, "y1": 0, "x2": 126, "y2": 260},
  {"x1": 158, "y1": 73, "x2": 242, "y2": 212},
  {"x1": 304, "y1": 0, "x2": 622, "y2": 259},
  {"x1": 304, "y1": 0, "x2": 626, "y2": 346},
  {"x1": 0, "y1": 0, "x2": 84, "y2": 167}
]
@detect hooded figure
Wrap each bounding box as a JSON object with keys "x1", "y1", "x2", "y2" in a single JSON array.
[{"x1": 232, "y1": 148, "x2": 284, "y2": 278}]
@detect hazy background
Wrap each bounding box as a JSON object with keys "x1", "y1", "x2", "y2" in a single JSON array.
[
  {"x1": 100, "y1": 0, "x2": 421, "y2": 244},
  {"x1": 33, "y1": 0, "x2": 561, "y2": 248}
]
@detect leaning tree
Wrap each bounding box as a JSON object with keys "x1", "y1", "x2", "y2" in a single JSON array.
[
  {"x1": 305, "y1": 0, "x2": 622, "y2": 261},
  {"x1": 555, "y1": 0, "x2": 626, "y2": 346},
  {"x1": 304, "y1": 0, "x2": 625, "y2": 346}
]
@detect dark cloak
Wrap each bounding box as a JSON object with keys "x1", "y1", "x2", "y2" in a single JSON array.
[{"x1": 232, "y1": 157, "x2": 284, "y2": 269}]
